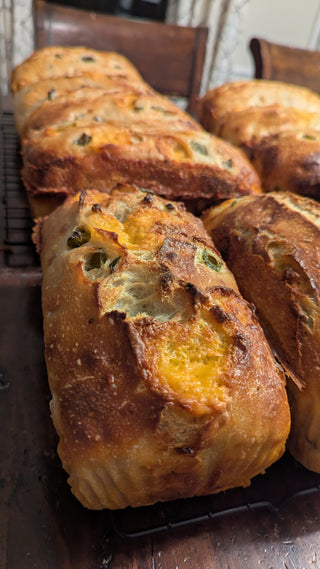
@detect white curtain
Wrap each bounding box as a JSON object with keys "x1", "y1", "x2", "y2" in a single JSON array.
[
  {"x1": 0, "y1": 0, "x2": 33, "y2": 96},
  {"x1": 166, "y1": 0, "x2": 251, "y2": 94},
  {"x1": 0, "y1": 0, "x2": 250, "y2": 97}
]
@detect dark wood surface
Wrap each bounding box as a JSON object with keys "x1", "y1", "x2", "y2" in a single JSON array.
[
  {"x1": 33, "y1": 0, "x2": 208, "y2": 115},
  {"x1": 250, "y1": 37, "x2": 320, "y2": 94}
]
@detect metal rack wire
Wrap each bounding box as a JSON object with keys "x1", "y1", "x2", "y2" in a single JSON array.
[
  {"x1": 110, "y1": 452, "x2": 320, "y2": 538},
  {"x1": 0, "y1": 110, "x2": 39, "y2": 268}
]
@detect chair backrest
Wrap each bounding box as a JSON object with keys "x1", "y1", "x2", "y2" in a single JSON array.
[
  {"x1": 250, "y1": 37, "x2": 320, "y2": 94},
  {"x1": 33, "y1": 0, "x2": 208, "y2": 114}
]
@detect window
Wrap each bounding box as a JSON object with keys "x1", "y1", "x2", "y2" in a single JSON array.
[{"x1": 46, "y1": 0, "x2": 168, "y2": 21}]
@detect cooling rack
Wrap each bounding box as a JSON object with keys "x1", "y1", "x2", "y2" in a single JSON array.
[
  {"x1": 0, "y1": 110, "x2": 39, "y2": 268},
  {"x1": 110, "y1": 452, "x2": 320, "y2": 538},
  {"x1": 2, "y1": 108, "x2": 320, "y2": 539}
]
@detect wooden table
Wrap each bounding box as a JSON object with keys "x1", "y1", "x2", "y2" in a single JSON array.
[{"x1": 1, "y1": 107, "x2": 320, "y2": 569}]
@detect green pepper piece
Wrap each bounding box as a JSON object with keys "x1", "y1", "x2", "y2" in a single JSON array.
[
  {"x1": 109, "y1": 256, "x2": 121, "y2": 274},
  {"x1": 223, "y1": 158, "x2": 233, "y2": 170},
  {"x1": 75, "y1": 133, "x2": 92, "y2": 146},
  {"x1": 191, "y1": 141, "x2": 208, "y2": 156},
  {"x1": 202, "y1": 250, "x2": 222, "y2": 271},
  {"x1": 85, "y1": 250, "x2": 107, "y2": 270},
  {"x1": 47, "y1": 89, "x2": 56, "y2": 100},
  {"x1": 82, "y1": 56, "x2": 95, "y2": 62},
  {"x1": 67, "y1": 226, "x2": 91, "y2": 248}
]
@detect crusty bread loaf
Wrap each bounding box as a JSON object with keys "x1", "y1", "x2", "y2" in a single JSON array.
[
  {"x1": 212, "y1": 106, "x2": 320, "y2": 152},
  {"x1": 33, "y1": 184, "x2": 290, "y2": 509},
  {"x1": 197, "y1": 79, "x2": 320, "y2": 134},
  {"x1": 11, "y1": 46, "x2": 145, "y2": 95},
  {"x1": 249, "y1": 129, "x2": 320, "y2": 198},
  {"x1": 12, "y1": 47, "x2": 261, "y2": 218},
  {"x1": 21, "y1": 85, "x2": 201, "y2": 138},
  {"x1": 13, "y1": 75, "x2": 155, "y2": 138},
  {"x1": 202, "y1": 191, "x2": 320, "y2": 472},
  {"x1": 196, "y1": 79, "x2": 320, "y2": 200},
  {"x1": 22, "y1": 123, "x2": 261, "y2": 217}
]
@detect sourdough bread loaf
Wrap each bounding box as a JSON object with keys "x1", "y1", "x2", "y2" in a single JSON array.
[
  {"x1": 12, "y1": 47, "x2": 261, "y2": 218},
  {"x1": 197, "y1": 79, "x2": 320, "y2": 134},
  {"x1": 20, "y1": 86, "x2": 200, "y2": 138},
  {"x1": 249, "y1": 129, "x2": 320, "y2": 198},
  {"x1": 34, "y1": 185, "x2": 290, "y2": 509},
  {"x1": 13, "y1": 75, "x2": 155, "y2": 138},
  {"x1": 196, "y1": 79, "x2": 320, "y2": 200},
  {"x1": 211, "y1": 107, "x2": 320, "y2": 152},
  {"x1": 11, "y1": 46, "x2": 145, "y2": 94},
  {"x1": 22, "y1": 123, "x2": 261, "y2": 217},
  {"x1": 202, "y1": 191, "x2": 320, "y2": 472}
]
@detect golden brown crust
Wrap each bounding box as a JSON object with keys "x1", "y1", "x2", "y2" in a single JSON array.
[
  {"x1": 13, "y1": 75, "x2": 155, "y2": 137},
  {"x1": 37, "y1": 185, "x2": 290, "y2": 509},
  {"x1": 22, "y1": 124, "x2": 261, "y2": 216},
  {"x1": 197, "y1": 79, "x2": 320, "y2": 133},
  {"x1": 197, "y1": 80, "x2": 320, "y2": 201},
  {"x1": 13, "y1": 47, "x2": 262, "y2": 218},
  {"x1": 250, "y1": 130, "x2": 320, "y2": 199},
  {"x1": 202, "y1": 191, "x2": 320, "y2": 472},
  {"x1": 22, "y1": 85, "x2": 201, "y2": 138},
  {"x1": 214, "y1": 106, "x2": 320, "y2": 151},
  {"x1": 11, "y1": 46, "x2": 145, "y2": 94}
]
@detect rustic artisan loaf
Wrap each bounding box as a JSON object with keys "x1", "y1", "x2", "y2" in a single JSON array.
[
  {"x1": 22, "y1": 122, "x2": 261, "y2": 217},
  {"x1": 202, "y1": 191, "x2": 320, "y2": 473},
  {"x1": 210, "y1": 107, "x2": 320, "y2": 153},
  {"x1": 12, "y1": 47, "x2": 261, "y2": 218},
  {"x1": 11, "y1": 46, "x2": 145, "y2": 95},
  {"x1": 197, "y1": 79, "x2": 320, "y2": 200},
  {"x1": 34, "y1": 184, "x2": 290, "y2": 509},
  {"x1": 249, "y1": 129, "x2": 320, "y2": 198},
  {"x1": 197, "y1": 79, "x2": 320, "y2": 134},
  {"x1": 21, "y1": 85, "x2": 201, "y2": 138},
  {"x1": 13, "y1": 75, "x2": 155, "y2": 138}
]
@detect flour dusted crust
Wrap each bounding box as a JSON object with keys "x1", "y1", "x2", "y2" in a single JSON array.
[
  {"x1": 203, "y1": 191, "x2": 320, "y2": 472},
  {"x1": 12, "y1": 47, "x2": 261, "y2": 218},
  {"x1": 34, "y1": 185, "x2": 290, "y2": 509},
  {"x1": 11, "y1": 46, "x2": 145, "y2": 94}
]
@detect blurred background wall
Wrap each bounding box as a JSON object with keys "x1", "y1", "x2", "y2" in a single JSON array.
[{"x1": 1, "y1": 0, "x2": 320, "y2": 96}]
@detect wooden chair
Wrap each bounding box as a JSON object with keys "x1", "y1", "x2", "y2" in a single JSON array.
[
  {"x1": 249, "y1": 37, "x2": 320, "y2": 94},
  {"x1": 33, "y1": 0, "x2": 208, "y2": 115}
]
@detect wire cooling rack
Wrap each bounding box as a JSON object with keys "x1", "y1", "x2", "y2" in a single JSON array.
[
  {"x1": 2, "y1": 109, "x2": 320, "y2": 539},
  {"x1": 110, "y1": 452, "x2": 320, "y2": 538},
  {"x1": 0, "y1": 110, "x2": 39, "y2": 268}
]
